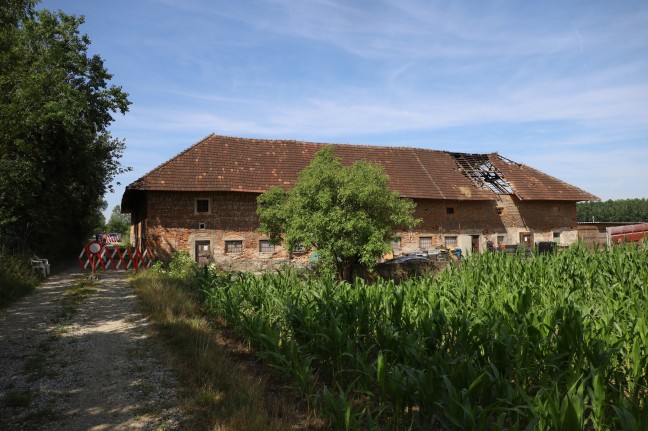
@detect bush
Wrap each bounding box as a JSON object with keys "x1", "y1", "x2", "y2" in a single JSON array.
[
  {"x1": 149, "y1": 251, "x2": 198, "y2": 281},
  {"x1": 0, "y1": 250, "x2": 38, "y2": 307}
]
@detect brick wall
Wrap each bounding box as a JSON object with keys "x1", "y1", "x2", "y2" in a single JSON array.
[
  {"x1": 394, "y1": 196, "x2": 579, "y2": 256},
  {"x1": 142, "y1": 191, "x2": 290, "y2": 271},
  {"x1": 133, "y1": 191, "x2": 581, "y2": 269}
]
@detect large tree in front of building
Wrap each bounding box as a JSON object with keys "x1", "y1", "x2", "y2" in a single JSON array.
[
  {"x1": 257, "y1": 147, "x2": 419, "y2": 280},
  {"x1": 0, "y1": 0, "x2": 130, "y2": 256}
]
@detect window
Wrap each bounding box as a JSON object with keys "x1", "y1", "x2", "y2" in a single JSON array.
[
  {"x1": 419, "y1": 236, "x2": 432, "y2": 249},
  {"x1": 196, "y1": 198, "x2": 210, "y2": 214},
  {"x1": 446, "y1": 207, "x2": 454, "y2": 215},
  {"x1": 445, "y1": 236, "x2": 458, "y2": 247},
  {"x1": 259, "y1": 240, "x2": 275, "y2": 253},
  {"x1": 198, "y1": 222, "x2": 206, "y2": 230},
  {"x1": 391, "y1": 237, "x2": 401, "y2": 249},
  {"x1": 497, "y1": 235, "x2": 505, "y2": 245},
  {"x1": 553, "y1": 231, "x2": 561, "y2": 243},
  {"x1": 225, "y1": 240, "x2": 242, "y2": 254}
]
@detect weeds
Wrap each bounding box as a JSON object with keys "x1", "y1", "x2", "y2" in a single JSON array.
[
  {"x1": 0, "y1": 250, "x2": 39, "y2": 308},
  {"x1": 53, "y1": 278, "x2": 97, "y2": 321}
]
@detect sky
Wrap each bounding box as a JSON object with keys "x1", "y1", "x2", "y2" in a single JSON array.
[{"x1": 39, "y1": 0, "x2": 648, "y2": 219}]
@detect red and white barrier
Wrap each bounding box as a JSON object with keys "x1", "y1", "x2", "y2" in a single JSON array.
[{"x1": 78, "y1": 243, "x2": 153, "y2": 273}]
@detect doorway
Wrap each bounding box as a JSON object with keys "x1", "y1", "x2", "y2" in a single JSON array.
[
  {"x1": 519, "y1": 232, "x2": 533, "y2": 250},
  {"x1": 471, "y1": 235, "x2": 480, "y2": 253},
  {"x1": 195, "y1": 240, "x2": 211, "y2": 267}
]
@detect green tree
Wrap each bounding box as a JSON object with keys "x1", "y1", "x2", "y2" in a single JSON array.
[
  {"x1": 577, "y1": 198, "x2": 648, "y2": 223},
  {"x1": 257, "y1": 147, "x2": 419, "y2": 280},
  {"x1": 0, "y1": 0, "x2": 130, "y2": 257},
  {"x1": 105, "y1": 205, "x2": 129, "y2": 236}
]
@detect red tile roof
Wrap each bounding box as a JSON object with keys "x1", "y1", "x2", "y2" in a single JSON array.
[{"x1": 123, "y1": 134, "x2": 598, "y2": 207}]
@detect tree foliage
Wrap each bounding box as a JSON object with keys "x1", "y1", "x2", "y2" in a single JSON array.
[
  {"x1": 105, "y1": 205, "x2": 129, "y2": 236},
  {"x1": 257, "y1": 147, "x2": 419, "y2": 280},
  {"x1": 577, "y1": 198, "x2": 648, "y2": 223},
  {"x1": 0, "y1": 0, "x2": 130, "y2": 257}
]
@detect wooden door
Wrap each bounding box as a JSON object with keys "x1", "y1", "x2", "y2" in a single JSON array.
[
  {"x1": 195, "y1": 240, "x2": 211, "y2": 267},
  {"x1": 471, "y1": 235, "x2": 480, "y2": 253},
  {"x1": 520, "y1": 232, "x2": 533, "y2": 249}
]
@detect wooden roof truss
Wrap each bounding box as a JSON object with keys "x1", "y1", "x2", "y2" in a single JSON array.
[{"x1": 450, "y1": 153, "x2": 515, "y2": 195}]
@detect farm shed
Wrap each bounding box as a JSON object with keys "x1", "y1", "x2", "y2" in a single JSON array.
[
  {"x1": 121, "y1": 134, "x2": 598, "y2": 270},
  {"x1": 577, "y1": 221, "x2": 642, "y2": 246}
]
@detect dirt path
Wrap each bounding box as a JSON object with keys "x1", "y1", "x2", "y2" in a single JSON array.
[{"x1": 0, "y1": 270, "x2": 184, "y2": 430}]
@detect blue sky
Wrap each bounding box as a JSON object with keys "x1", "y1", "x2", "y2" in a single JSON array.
[{"x1": 40, "y1": 0, "x2": 648, "y2": 218}]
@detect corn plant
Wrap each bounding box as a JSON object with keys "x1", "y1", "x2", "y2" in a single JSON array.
[{"x1": 198, "y1": 244, "x2": 648, "y2": 430}]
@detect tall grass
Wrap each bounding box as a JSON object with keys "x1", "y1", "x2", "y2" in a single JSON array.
[
  {"x1": 0, "y1": 250, "x2": 39, "y2": 307},
  {"x1": 199, "y1": 244, "x2": 648, "y2": 430},
  {"x1": 131, "y1": 269, "x2": 320, "y2": 430}
]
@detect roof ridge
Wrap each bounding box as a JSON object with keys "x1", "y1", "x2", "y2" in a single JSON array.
[{"x1": 207, "y1": 133, "x2": 451, "y2": 154}]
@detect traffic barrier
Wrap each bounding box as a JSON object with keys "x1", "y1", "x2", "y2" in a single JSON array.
[{"x1": 78, "y1": 242, "x2": 153, "y2": 274}]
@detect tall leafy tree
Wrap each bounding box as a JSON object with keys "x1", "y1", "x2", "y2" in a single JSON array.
[
  {"x1": 257, "y1": 147, "x2": 419, "y2": 280},
  {"x1": 0, "y1": 0, "x2": 130, "y2": 256}
]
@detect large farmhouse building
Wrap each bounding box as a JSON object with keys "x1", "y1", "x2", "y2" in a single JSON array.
[{"x1": 121, "y1": 134, "x2": 598, "y2": 270}]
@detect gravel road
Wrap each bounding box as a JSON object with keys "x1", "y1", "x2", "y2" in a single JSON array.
[{"x1": 0, "y1": 270, "x2": 184, "y2": 430}]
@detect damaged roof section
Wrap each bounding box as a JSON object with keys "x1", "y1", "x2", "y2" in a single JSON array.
[{"x1": 450, "y1": 152, "x2": 515, "y2": 195}]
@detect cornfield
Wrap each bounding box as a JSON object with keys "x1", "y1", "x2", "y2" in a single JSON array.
[{"x1": 198, "y1": 244, "x2": 648, "y2": 430}]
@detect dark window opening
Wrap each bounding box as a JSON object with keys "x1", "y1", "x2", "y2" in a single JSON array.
[
  {"x1": 196, "y1": 199, "x2": 209, "y2": 213},
  {"x1": 446, "y1": 207, "x2": 454, "y2": 215}
]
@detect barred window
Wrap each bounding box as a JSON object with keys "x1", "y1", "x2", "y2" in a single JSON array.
[
  {"x1": 419, "y1": 236, "x2": 432, "y2": 249},
  {"x1": 225, "y1": 240, "x2": 242, "y2": 254},
  {"x1": 259, "y1": 240, "x2": 275, "y2": 253},
  {"x1": 445, "y1": 236, "x2": 458, "y2": 247}
]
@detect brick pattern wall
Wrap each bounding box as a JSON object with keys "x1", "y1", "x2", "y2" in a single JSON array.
[
  {"x1": 131, "y1": 191, "x2": 581, "y2": 270},
  {"x1": 142, "y1": 191, "x2": 290, "y2": 271}
]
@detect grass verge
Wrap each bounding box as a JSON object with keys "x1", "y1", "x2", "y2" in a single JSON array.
[
  {"x1": 0, "y1": 253, "x2": 39, "y2": 309},
  {"x1": 130, "y1": 271, "x2": 323, "y2": 431}
]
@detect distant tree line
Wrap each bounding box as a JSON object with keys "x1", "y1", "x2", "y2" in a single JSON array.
[
  {"x1": 0, "y1": 0, "x2": 130, "y2": 258},
  {"x1": 577, "y1": 198, "x2": 648, "y2": 223}
]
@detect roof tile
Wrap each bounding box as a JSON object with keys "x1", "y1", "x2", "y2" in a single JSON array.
[{"x1": 124, "y1": 134, "x2": 598, "y2": 202}]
